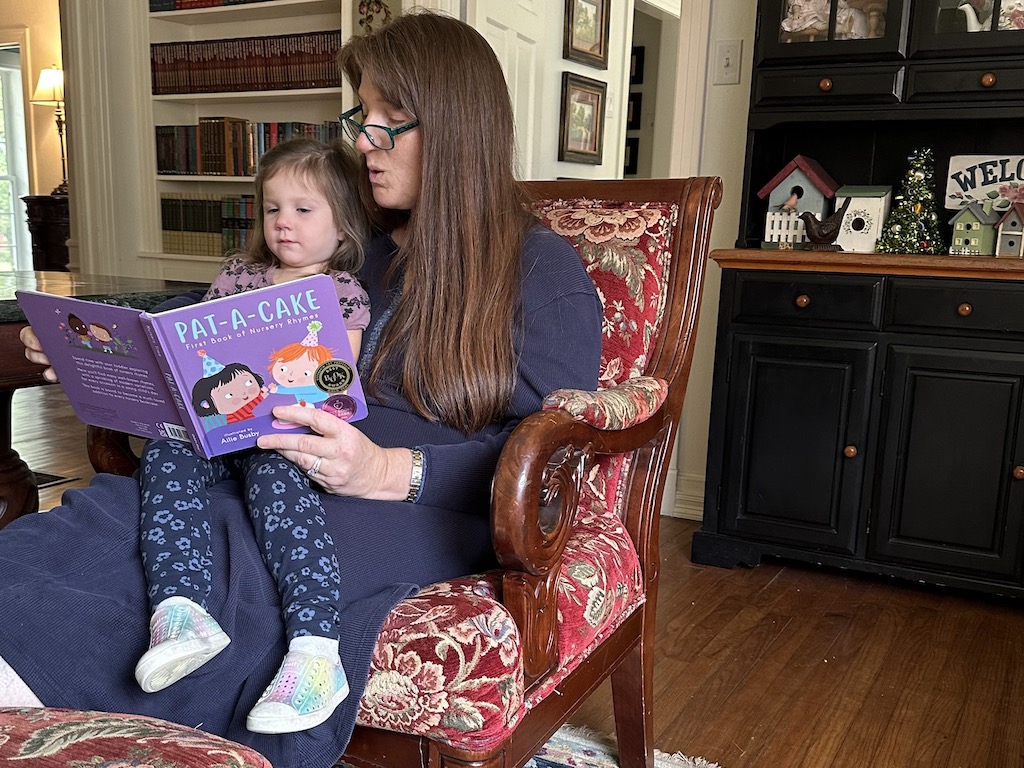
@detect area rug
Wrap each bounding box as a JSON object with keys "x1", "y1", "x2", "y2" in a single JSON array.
[
  {"x1": 524, "y1": 724, "x2": 720, "y2": 768},
  {"x1": 33, "y1": 471, "x2": 78, "y2": 489}
]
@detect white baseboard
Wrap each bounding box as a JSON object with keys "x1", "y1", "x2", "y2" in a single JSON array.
[{"x1": 664, "y1": 472, "x2": 704, "y2": 521}]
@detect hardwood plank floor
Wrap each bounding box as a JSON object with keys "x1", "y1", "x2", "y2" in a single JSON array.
[{"x1": 13, "y1": 385, "x2": 1024, "y2": 766}]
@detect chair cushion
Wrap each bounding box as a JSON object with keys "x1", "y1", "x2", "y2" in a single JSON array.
[
  {"x1": 543, "y1": 376, "x2": 668, "y2": 430},
  {"x1": 0, "y1": 707, "x2": 271, "y2": 768},
  {"x1": 354, "y1": 514, "x2": 643, "y2": 751}
]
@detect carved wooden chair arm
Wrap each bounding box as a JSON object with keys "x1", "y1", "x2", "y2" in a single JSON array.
[{"x1": 489, "y1": 381, "x2": 669, "y2": 686}]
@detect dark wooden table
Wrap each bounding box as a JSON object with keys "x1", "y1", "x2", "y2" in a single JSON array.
[{"x1": 0, "y1": 271, "x2": 207, "y2": 527}]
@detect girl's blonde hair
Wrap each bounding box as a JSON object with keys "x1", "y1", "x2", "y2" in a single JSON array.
[{"x1": 243, "y1": 137, "x2": 370, "y2": 275}]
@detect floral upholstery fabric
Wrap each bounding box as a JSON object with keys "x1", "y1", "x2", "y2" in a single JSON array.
[
  {"x1": 543, "y1": 376, "x2": 668, "y2": 431},
  {"x1": 353, "y1": 197, "x2": 679, "y2": 750},
  {"x1": 0, "y1": 707, "x2": 271, "y2": 768},
  {"x1": 19, "y1": 197, "x2": 680, "y2": 759}
]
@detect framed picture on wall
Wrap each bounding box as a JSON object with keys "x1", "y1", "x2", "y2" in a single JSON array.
[
  {"x1": 630, "y1": 46, "x2": 645, "y2": 85},
  {"x1": 624, "y1": 136, "x2": 639, "y2": 176},
  {"x1": 558, "y1": 72, "x2": 607, "y2": 165},
  {"x1": 626, "y1": 92, "x2": 643, "y2": 131},
  {"x1": 563, "y1": 0, "x2": 610, "y2": 69}
]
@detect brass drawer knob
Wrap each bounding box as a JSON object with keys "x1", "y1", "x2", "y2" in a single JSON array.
[
  {"x1": 981, "y1": 72, "x2": 997, "y2": 88},
  {"x1": 795, "y1": 294, "x2": 811, "y2": 308},
  {"x1": 843, "y1": 445, "x2": 858, "y2": 459},
  {"x1": 957, "y1": 302, "x2": 973, "y2": 317},
  {"x1": 818, "y1": 77, "x2": 833, "y2": 92},
  {"x1": 1014, "y1": 466, "x2": 1024, "y2": 480}
]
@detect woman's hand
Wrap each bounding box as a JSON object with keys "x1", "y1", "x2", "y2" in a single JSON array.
[
  {"x1": 257, "y1": 404, "x2": 414, "y2": 500},
  {"x1": 20, "y1": 326, "x2": 58, "y2": 383}
]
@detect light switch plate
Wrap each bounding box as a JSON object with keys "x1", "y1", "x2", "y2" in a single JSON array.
[{"x1": 713, "y1": 39, "x2": 742, "y2": 85}]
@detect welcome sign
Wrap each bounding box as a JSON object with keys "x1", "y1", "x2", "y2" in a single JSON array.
[{"x1": 945, "y1": 154, "x2": 1024, "y2": 212}]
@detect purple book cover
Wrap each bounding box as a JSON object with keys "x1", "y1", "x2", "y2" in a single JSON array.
[
  {"x1": 18, "y1": 274, "x2": 367, "y2": 459},
  {"x1": 15, "y1": 292, "x2": 189, "y2": 442}
]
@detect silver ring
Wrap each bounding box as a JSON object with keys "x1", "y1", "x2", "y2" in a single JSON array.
[{"x1": 306, "y1": 456, "x2": 323, "y2": 477}]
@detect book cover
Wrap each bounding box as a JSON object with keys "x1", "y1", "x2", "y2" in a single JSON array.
[{"x1": 18, "y1": 274, "x2": 367, "y2": 459}]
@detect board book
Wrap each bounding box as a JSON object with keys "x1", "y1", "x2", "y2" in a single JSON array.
[{"x1": 18, "y1": 274, "x2": 367, "y2": 459}]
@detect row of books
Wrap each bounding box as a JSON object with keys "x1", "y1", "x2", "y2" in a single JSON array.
[
  {"x1": 155, "y1": 117, "x2": 345, "y2": 176},
  {"x1": 161, "y1": 192, "x2": 255, "y2": 258},
  {"x1": 151, "y1": 30, "x2": 342, "y2": 94},
  {"x1": 150, "y1": 0, "x2": 274, "y2": 10}
]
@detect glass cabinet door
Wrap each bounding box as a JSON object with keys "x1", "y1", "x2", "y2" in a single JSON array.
[
  {"x1": 757, "y1": 0, "x2": 910, "y2": 62},
  {"x1": 910, "y1": 0, "x2": 1024, "y2": 55}
]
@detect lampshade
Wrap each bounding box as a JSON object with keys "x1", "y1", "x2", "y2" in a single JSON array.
[{"x1": 31, "y1": 67, "x2": 65, "y2": 106}]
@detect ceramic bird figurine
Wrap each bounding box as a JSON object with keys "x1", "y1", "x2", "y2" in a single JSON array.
[
  {"x1": 775, "y1": 188, "x2": 802, "y2": 212},
  {"x1": 799, "y1": 197, "x2": 852, "y2": 247}
]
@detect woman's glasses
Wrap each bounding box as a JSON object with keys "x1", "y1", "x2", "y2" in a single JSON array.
[{"x1": 338, "y1": 105, "x2": 419, "y2": 150}]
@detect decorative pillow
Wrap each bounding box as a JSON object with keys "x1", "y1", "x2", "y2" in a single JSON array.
[
  {"x1": 543, "y1": 376, "x2": 668, "y2": 431},
  {"x1": 0, "y1": 707, "x2": 271, "y2": 768}
]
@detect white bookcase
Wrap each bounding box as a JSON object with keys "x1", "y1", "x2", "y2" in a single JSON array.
[{"x1": 142, "y1": 0, "x2": 349, "y2": 279}]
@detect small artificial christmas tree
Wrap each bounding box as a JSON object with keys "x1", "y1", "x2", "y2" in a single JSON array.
[{"x1": 875, "y1": 147, "x2": 946, "y2": 255}]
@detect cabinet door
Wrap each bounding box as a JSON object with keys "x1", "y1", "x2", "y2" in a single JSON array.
[
  {"x1": 910, "y1": 0, "x2": 1024, "y2": 57},
  {"x1": 756, "y1": 0, "x2": 910, "y2": 63},
  {"x1": 871, "y1": 345, "x2": 1024, "y2": 579},
  {"x1": 718, "y1": 335, "x2": 876, "y2": 553}
]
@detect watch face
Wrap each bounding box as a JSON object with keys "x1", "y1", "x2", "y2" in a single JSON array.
[{"x1": 322, "y1": 393, "x2": 358, "y2": 421}]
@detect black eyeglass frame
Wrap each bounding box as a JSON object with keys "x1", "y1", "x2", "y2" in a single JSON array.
[{"x1": 338, "y1": 105, "x2": 420, "y2": 150}]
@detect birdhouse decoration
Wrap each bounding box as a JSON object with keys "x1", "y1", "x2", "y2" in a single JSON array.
[
  {"x1": 757, "y1": 155, "x2": 840, "y2": 248},
  {"x1": 948, "y1": 202, "x2": 1000, "y2": 256},
  {"x1": 833, "y1": 185, "x2": 892, "y2": 252},
  {"x1": 996, "y1": 203, "x2": 1024, "y2": 259}
]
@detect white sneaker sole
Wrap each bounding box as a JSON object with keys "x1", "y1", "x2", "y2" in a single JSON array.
[
  {"x1": 246, "y1": 678, "x2": 350, "y2": 734},
  {"x1": 135, "y1": 633, "x2": 231, "y2": 693}
]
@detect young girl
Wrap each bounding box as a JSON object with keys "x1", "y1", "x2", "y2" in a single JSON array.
[{"x1": 135, "y1": 137, "x2": 370, "y2": 736}]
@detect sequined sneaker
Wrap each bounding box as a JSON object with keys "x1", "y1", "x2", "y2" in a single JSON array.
[
  {"x1": 246, "y1": 650, "x2": 349, "y2": 734},
  {"x1": 134, "y1": 599, "x2": 231, "y2": 693}
]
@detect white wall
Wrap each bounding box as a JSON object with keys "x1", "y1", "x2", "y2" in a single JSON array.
[{"x1": 671, "y1": 1, "x2": 756, "y2": 519}]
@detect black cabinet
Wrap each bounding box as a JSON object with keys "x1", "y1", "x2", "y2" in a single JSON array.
[
  {"x1": 695, "y1": 251, "x2": 1024, "y2": 597},
  {"x1": 22, "y1": 194, "x2": 70, "y2": 272},
  {"x1": 739, "y1": 0, "x2": 1024, "y2": 250}
]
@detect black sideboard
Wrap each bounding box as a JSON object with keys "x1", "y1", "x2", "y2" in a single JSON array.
[
  {"x1": 22, "y1": 194, "x2": 70, "y2": 272},
  {"x1": 695, "y1": 249, "x2": 1024, "y2": 598}
]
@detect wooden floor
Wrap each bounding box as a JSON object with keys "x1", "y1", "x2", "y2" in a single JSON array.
[{"x1": 13, "y1": 384, "x2": 1024, "y2": 767}]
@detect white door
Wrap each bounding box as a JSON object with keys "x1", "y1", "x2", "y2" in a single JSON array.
[{"x1": 464, "y1": 0, "x2": 544, "y2": 178}]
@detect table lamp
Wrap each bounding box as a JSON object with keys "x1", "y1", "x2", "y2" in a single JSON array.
[{"x1": 31, "y1": 66, "x2": 67, "y2": 196}]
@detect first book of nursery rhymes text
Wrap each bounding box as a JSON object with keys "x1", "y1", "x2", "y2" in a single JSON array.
[{"x1": 18, "y1": 274, "x2": 367, "y2": 459}]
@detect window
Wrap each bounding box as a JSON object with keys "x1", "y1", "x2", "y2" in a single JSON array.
[{"x1": 0, "y1": 47, "x2": 32, "y2": 271}]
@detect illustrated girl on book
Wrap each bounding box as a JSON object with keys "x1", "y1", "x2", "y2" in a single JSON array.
[
  {"x1": 135, "y1": 137, "x2": 371, "y2": 735},
  {"x1": 190, "y1": 350, "x2": 269, "y2": 431}
]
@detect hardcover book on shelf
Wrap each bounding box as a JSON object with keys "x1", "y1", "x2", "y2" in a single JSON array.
[{"x1": 18, "y1": 274, "x2": 367, "y2": 459}]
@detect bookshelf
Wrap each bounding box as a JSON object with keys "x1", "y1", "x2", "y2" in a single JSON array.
[{"x1": 143, "y1": 0, "x2": 348, "y2": 278}]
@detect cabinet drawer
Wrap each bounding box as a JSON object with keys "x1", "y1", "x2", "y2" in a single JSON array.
[
  {"x1": 887, "y1": 278, "x2": 1024, "y2": 336},
  {"x1": 753, "y1": 65, "x2": 903, "y2": 109},
  {"x1": 905, "y1": 59, "x2": 1024, "y2": 104},
  {"x1": 732, "y1": 273, "x2": 884, "y2": 329}
]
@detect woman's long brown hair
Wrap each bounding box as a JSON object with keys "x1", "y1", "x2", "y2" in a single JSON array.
[{"x1": 339, "y1": 11, "x2": 534, "y2": 434}]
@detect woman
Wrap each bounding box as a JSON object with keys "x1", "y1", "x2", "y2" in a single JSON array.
[{"x1": 6, "y1": 10, "x2": 602, "y2": 768}]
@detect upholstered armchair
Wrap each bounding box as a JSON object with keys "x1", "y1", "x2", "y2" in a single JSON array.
[{"x1": 84, "y1": 176, "x2": 723, "y2": 768}]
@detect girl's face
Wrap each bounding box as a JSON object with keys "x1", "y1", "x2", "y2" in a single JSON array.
[
  {"x1": 263, "y1": 168, "x2": 344, "y2": 277},
  {"x1": 271, "y1": 351, "x2": 318, "y2": 388},
  {"x1": 353, "y1": 79, "x2": 423, "y2": 213},
  {"x1": 210, "y1": 370, "x2": 262, "y2": 415}
]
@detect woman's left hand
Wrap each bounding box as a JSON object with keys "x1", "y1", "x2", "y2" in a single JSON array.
[{"x1": 257, "y1": 404, "x2": 414, "y2": 501}]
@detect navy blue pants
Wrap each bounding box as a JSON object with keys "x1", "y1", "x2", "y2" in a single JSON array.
[{"x1": 139, "y1": 440, "x2": 342, "y2": 642}]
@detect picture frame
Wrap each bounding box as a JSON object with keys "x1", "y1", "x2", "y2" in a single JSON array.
[
  {"x1": 626, "y1": 92, "x2": 643, "y2": 131},
  {"x1": 563, "y1": 0, "x2": 610, "y2": 69},
  {"x1": 558, "y1": 72, "x2": 607, "y2": 165},
  {"x1": 630, "y1": 46, "x2": 645, "y2": 85},
  {"x1": 624, "y1": 136, "x2": 639, "y2": 176}
]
